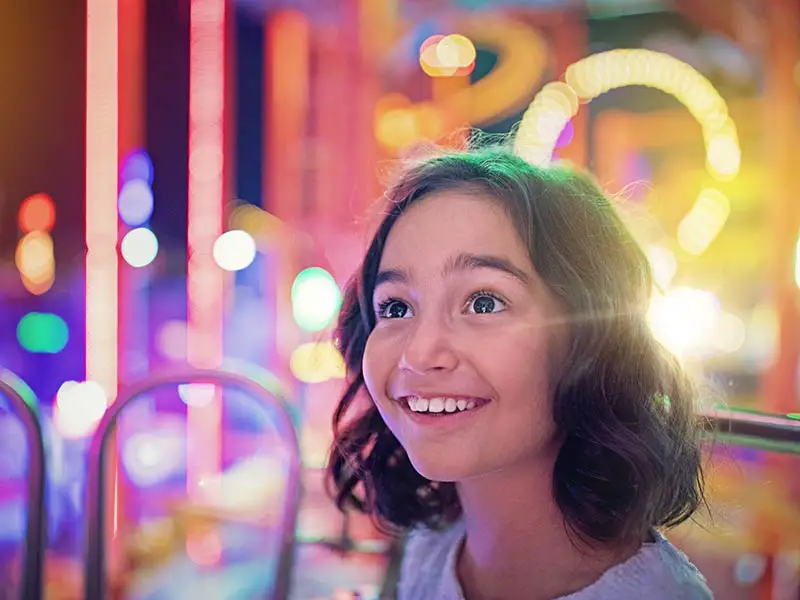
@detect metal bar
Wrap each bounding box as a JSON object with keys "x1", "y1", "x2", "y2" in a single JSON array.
[
  {"x1": 83, "y1": 363, "x2": 302, "y2": 600},
  {"x1": 0, "y1": 369, "x2": 47, "y2": 600},
  {"x1": 295, "y1": 533, "x2": 393, "y2": 555},
  {"x1": 80, "y1": 370, "x2": 800, "y2": 599},
  {"x1": 701, "y1": 409, "x2": 800, "y2": 455}
]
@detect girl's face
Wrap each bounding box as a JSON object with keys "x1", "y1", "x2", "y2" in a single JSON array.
[{"x1": 362, "y1": 191, "x2": 566, "y2": 482}]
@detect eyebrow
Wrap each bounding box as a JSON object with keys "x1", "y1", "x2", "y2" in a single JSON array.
[
  {"x1": 445, "y1": 252, "x2": 531, "y2": 285},
  {"x1": 374, "y1": 252, "x2": 531, "y2": 289},
  {"x1": 375, "y1": 267, "x2": 410, "y2": 288}
]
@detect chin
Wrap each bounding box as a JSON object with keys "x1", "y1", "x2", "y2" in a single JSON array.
[{"x1": 405, "y1": 450, "x2": 479, "y2": 483}]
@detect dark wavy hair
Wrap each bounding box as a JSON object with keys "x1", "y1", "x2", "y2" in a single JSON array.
[{"x1": 326, "y1": 145, "x2": 707, "y2": 546}]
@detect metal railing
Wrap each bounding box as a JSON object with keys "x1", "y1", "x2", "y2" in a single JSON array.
[
  {"x1": 1, "y1": 360, "x2": 796, "y2": 600},
  {"x1": 0, "y1": 369, "x2": 46, "y2": 600},
  {"x1": 701, "y1": 408, "x2": 800, "y2": 455},
  {"x1": 83, "y1": 364, "x2": 302, "y2": 600}
]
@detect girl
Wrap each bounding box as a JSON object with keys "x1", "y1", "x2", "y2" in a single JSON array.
[{"x1": 327, "y1": 146, "x2": 712, "y2": 599}]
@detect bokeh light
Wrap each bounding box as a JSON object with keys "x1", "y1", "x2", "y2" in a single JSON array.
[
  {"x1": 376, "y1": 19, "x2": 547, "y2": 151},
  {"x1": 677, "y1": 188, "x2": 731, "y2": 256},
  {"x1": 515, "y1": 81, "x2": 580, "y2": 165},
  {"x1": 713, "y1": 312, "x2": 747, "y2": 354},
  {"x1": 53, "y1": 380, "x2": 108, "y2": 439},
  {"x1": 646, "y1": 245, "x2": 678, "y2": 290},
  {"x1": 196, "y1": 455, "x2": 288, "y2": 518},
  {"x1": 121, "y1": 227, "x2": 159, "y2": 268},
  {"x1": 437, "y1": 34, "x2": 476, "y2": 68},
  {"x1": 516, "y1": 49, "x2": 741, "y2": 183},
  {"x1": 419, "y1": 33, "x2": 477, "y2": 77},
  {"x1": 120, "y1": 149, "x2": 154, "y2": 185},
  {"x1": 187, "y1": 530, "x2": 223, "y2": 567},
  {"x1": 376, "y1": 107, "x2": 424, "y2": 150},
  {"x1": 18, "y1": 193, "x2": 56, "y2": 233},
  {"x1": 15, "y1": 231, "x2": 54, "y2": 279},
  {"x1": 291, "y1": 267, "x2": 342, "y2": 332},
  {"x1": 374, "y1": 92, "x2": 448, "y2": 151},
  {"x1": 706, "y1": 128, "x2": 742, "y2": 181},
  {"x1": 212, "y1": 230, "x2": 257, "y2": 271},
  {"x1": 157, "y1": 320, "x2": 188, "y2": 360},
  {"x1": 118, "y1": 179, "x2": 155, "y2": 227},
  {"x1": 16, "y1": 312, "x2": 69, "y2": 354},
  {"x1": 15, "y1": 231, "x2": 55, "y2": 294},
  {"x1": 178, "y1": 383, "x2": 216, "y2": 407},
  {"x1": 648, "y1": 287, "x2": 722, "y2": 358},
  {"x1": 290, "y1": 341, "x2": 346, "y2": 383},
  {"x1": 122, "y1": 430, "x2": 184, "y2": 487}
]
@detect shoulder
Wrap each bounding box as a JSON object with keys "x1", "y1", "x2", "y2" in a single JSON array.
[
  {"x1": 397, "y1": 521, "x2": 465, "y2": 600},
  {"x1": 577, "y1": 531, "x2": 713, "y2": 600},
  {"x1": 650, "y1": 533, "x2": 714, "y2": 599}
]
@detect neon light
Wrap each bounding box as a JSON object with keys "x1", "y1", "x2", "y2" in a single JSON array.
[
  {"x1": 85, "y1": 0, "x2": 119, "y2": 404},
  {"x1": 187, "y1": 0, "x2": 226, "y2": 498},
  {"x1": 116, "y1": 0, "x2": 146, "y2": 541},
  {"x1": 516, "y1": 49, "x2": 741, "y2": 179},
  {"x1": 515, "y1": 49, "x2": 740, "y2": 257},
  {"x1": 375, "y1": 18, "x2": 546, "y2": 151},
  {"x1": 266, "y1": 10, "x2": 308, "y2": 222},
  {"x1": 265, "y1": 10, "x2": 309, "y2": 366}
]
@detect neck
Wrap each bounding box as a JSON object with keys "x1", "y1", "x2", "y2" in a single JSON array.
[{"x1": 455, "y1": 457, "x2": 639, "y2": 600}]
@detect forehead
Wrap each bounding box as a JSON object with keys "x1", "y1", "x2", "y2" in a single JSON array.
[{"x1": 380, "y1": 190, "x2": 530, "y2": 269}]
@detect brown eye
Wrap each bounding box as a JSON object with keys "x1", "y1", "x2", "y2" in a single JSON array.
[
  {"x1": 466, "y1": 293, "x2": 506, "y2": 315},
  {"x1": 377, "y1": 299, "x2": 413, "y2": 319}
]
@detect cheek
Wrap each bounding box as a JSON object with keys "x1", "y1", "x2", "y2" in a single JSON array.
[
  {"x1": 484, "y1": 326, "x2": 557, "y2": 414},
  {"x1": 362, "y1": 329, "x2": 396, "y2": 403},
  {"x1": 490, "y1": 323, "x2": 552, "y2": 377}
]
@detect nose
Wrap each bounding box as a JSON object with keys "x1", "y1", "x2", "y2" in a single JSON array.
[{"x1": 398, "y1": 318, "x2": 459, "y2": 374}]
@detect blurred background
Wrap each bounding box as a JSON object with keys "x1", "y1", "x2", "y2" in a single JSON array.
[{"x1": 0, "y1": 0, "x2": 799, "y2": 598}]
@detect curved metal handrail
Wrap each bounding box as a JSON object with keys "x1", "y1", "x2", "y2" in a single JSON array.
[
  {"x1": 0, "y1": 369, "x2": 47, "y2": 600},
  {"x1": 701, "y1": 408, "x2": 800, "y2": 455},
  {"x1": 83, "y1": 363, "x2": 302, "y2": 600}
]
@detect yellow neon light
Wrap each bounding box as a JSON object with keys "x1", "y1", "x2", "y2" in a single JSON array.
[
  {"x1": 516, "y1": 49, "x2": 741, "y2": 256},
  {"x1": 376, "y1": 18, "x2": 547, "y2": 150}
]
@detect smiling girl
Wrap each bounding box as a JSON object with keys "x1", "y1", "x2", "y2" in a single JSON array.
[{"x1": 327, "y1": 147, "x2": 712, "y2": 599}]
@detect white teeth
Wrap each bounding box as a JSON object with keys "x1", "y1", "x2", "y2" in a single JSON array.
[{"x1": 405, "y1": 397, "x2": 483, "y2": 414}]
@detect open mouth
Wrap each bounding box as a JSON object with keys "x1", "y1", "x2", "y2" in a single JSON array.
[{"x1": 399, "y1": 395, "x2": 491, "y2": 417}]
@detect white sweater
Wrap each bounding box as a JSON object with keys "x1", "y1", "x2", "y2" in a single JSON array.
[{"x1": 397, "y1": 521, "x2": 713, "y2": 600}]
